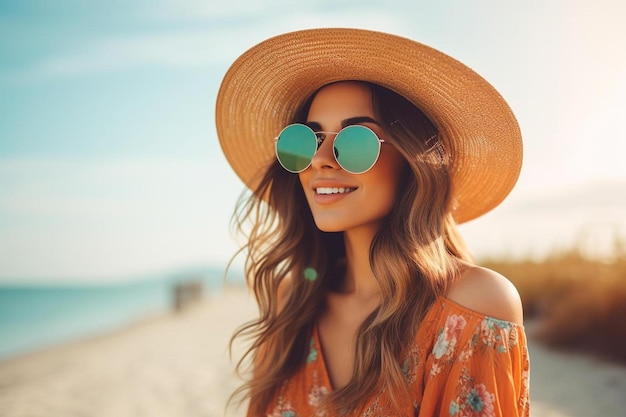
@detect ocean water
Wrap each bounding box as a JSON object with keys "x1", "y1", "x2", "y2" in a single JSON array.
[{"x1": 0, "y1": 267, "x2": 242, "y2": 361}]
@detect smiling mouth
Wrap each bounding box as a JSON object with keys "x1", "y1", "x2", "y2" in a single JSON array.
[{"x1": 315, "y1": 187, "x2": 357, "y2": 195}]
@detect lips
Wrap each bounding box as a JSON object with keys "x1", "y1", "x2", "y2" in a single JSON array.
[
  {"x1": 311, "y1": 179, "x2": 358, "y2": 193},
  {"x1": 309, "y1": 179, "x2": 358, "y2": 204}
]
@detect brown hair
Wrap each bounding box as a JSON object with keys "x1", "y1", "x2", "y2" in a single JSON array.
[{"x1": 229, "y1": 81, "x2": 472, "y2": 415}]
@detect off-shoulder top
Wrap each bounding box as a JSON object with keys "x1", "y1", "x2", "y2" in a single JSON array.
[{"x1": 261, "y1": 297, "x2": 530, "y2": 417}]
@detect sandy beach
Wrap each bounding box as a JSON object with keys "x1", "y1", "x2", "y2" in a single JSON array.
[{"x1": 0, "y1": 286, "x2": 625, "y2": 417}]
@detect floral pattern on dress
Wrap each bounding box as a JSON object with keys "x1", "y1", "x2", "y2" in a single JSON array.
[
  {"x1": 452, "y1": 316, "x2": 518, "y2": 364},
  {"x1": 519, "y1": 365, "x2": 531, "y2": 411},
  {"x1": 307, "y1": 337, "x2": 318, "y2": 364},
  {"x1": 308, "y1": 379, "x2": 328, "y2": 407},
  {"x1": 432, "y1": 314, "x2": 467, "y2": 360},
  {"x1": 308, "y1": 370, "x2": 329, "y2": 416},
  {"x1": 480, "y1": 317, "x2": 512, "y2": 353},
  {"x1": 401, "y1": 344, "x2": 421, "y2": 384},
  {"x1": 307, "y1": 336, "x2": 330, "y2": 416},
  {"x1": 449, "y1": 382, "x2": 496, "y2": 417},
  {"x1": 268, "y1": 395, "x2": 298, "y2": 417},
  {"x1": 447, "y1": 365, "x2": 497, "y2": 417}
]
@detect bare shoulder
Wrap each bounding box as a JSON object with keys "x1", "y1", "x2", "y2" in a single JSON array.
[{"x1": 446, "y1": 264, "x2": 524, "y2": 324}]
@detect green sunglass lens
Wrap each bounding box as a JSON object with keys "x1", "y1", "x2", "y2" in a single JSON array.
[
  {"x1": 334, "y1": 126, "x2": 380, "y2": 173},
  {"x1": 276, "y1": 124, "x2": 317, "y2": 172}
]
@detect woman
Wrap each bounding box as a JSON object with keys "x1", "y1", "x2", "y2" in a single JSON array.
[{"x1": 216, "y1": 29, "x2": 529, "y2": 416}]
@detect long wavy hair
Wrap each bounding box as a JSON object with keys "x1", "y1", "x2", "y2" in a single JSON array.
[{"x1": 229, "y1": 81, "x2": 472, "y2": 415}]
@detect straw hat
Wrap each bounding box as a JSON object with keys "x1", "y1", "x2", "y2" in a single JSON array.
[{"x1": 215, "y1": 28, "x2": 522, "y2": 223}]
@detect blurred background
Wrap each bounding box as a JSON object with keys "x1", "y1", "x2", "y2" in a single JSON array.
[{"x1": 1, "y1": 1, "x2": 625, "y2": 416}]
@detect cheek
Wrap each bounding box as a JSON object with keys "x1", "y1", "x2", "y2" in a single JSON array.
[
  {"x1": 298, "y1": 171, "x2": 309, "y2": 191},
  {"x1": 373, "y1": 151, "x2": 407, "y2": 192},
  {"x1": 369, "y1": 176, "x2": 402, "y2": 212},
  {"x1": 363, "y1": 153, "x2": 407, "y2": 212}
]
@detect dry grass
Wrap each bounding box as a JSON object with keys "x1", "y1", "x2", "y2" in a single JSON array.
[{"x1": 481, "y1": 238, "x2": 626, "y2": 364}]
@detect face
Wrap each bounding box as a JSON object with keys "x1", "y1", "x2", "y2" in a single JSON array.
[{"x1": 298, "y1": 81, "x2": 407, "y2": 234}]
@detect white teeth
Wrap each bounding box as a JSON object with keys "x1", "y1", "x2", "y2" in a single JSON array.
[{"x1": 316, "y1": 187, "x2": 354, "y2": 195}]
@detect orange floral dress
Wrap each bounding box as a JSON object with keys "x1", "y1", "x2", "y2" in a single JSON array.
[{"x1": 262, "y1": 297, "x2": 530, "y2": 417}]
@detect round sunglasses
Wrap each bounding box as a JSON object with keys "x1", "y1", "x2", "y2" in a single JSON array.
[{"x1": 274, "y1": 123, "x2": 386, "y2": 174}]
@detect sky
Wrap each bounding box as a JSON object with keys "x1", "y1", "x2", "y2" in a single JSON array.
[{"x1": 1, "y1": 0, "x2": 625, "y2": 283}]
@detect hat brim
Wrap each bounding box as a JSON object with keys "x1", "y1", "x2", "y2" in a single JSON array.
[{"x1": 215, "y1": 28, "x2": 522, "y2": 223}]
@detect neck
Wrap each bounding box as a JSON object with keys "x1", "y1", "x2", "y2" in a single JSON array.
[{"x1": 340, "y1": 223, "x2": 382, "y2": 299}]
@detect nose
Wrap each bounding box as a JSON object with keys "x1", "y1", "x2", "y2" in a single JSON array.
[{"x1": 310, "y1": 134, "x2": 339, "y2": 171}]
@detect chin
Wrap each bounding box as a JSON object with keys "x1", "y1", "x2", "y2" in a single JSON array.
[
  {"x1": 312, "y1": 221, "x2": 345, "y2": 233},
  {"x1": 310, "y1": 214, "x2": 352, "y2": 232},
  {"x1": 311, "y1": 215, "x2": 385, "y2": 234}
]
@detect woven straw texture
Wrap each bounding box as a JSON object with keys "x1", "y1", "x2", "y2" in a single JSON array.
[{"x1": 215, "y1": 28, "x2": 522, "y2": 223}]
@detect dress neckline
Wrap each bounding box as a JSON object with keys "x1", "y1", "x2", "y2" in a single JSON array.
[{"x1": 311, "y1": 296, "x2": 525, "y2": 393}]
